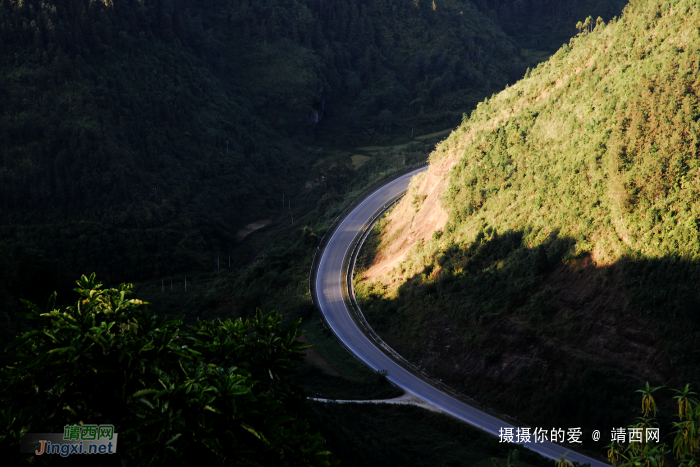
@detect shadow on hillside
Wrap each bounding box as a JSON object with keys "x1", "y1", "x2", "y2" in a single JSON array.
[{"x1": 356, "y1": 229, "x2": 700, "y2": 449}]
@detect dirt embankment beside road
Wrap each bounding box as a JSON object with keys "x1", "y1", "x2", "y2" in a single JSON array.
[{"x1": 361, "y1": 149, "x2": 455, "y2": 283}]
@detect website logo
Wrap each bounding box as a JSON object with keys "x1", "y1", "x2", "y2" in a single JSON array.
[{"x1": 20, "y1": 424, "x2": 118, "y2": 457}]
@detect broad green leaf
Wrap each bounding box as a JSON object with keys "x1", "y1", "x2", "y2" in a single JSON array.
[{"x1": 132, "y1": 389, "x2": 159, "y2": 398}]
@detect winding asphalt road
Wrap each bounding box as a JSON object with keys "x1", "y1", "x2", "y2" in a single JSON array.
[{"x1": 312, "y1": 167, "x2": 609, "y2": 467}]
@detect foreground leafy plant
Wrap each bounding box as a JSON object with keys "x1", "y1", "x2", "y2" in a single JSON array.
[
  {"x1": 0, "y1": 274, "x2": 332, "y2": 466},
  {"x1": 607, "y1": 384, "x2": 699, "y2": 467}
]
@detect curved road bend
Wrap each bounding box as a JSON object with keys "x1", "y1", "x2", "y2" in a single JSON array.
[{"x1": 313, "y1": 167, "x2": 609, "y2": 467}]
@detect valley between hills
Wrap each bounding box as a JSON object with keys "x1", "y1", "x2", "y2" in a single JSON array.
[{"x1": 1, "y1": 0, "x2": 699, "y2": 466}]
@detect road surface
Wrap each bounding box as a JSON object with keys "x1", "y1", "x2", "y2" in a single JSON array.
[{"x1": 312, "y1": 167, "x2": 609, "y2": 467}]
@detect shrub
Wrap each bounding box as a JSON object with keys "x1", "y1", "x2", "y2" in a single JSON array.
[{"x1": 0, "y1": 274, "x2": 332, "y2": 466}]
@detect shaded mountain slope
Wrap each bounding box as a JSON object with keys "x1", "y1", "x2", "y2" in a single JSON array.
[
  {"x1": 228, "y1": 0, "x2": 520, "y2": 141},
  {"x1": 0, "y1": 0, "x2": 315, "y2": 298},
  {"x1": 0, "y1": 0, "x2": 526, "y2": 299}
]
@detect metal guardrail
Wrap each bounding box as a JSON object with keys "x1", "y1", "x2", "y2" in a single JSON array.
[
  {"x1": 307, "y1": 160, "x2": 529, "y2": 429},
  {"x1": 343, "y1": 199, "x2": 503, "y2": 419},
  {"x1": 308, "y1": 162, "x2": 428, "y2": 312},
  {"x1": 307, "y1": 161, "x2": 607, "y2": 465}
]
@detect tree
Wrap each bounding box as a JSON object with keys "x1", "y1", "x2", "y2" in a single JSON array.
[
  {"x1": 346, "y1": 72, "x2": 363, "y2": 96},
  {"x1": 0, "y1": 274, "x2": 333, "y2": 466},
  {"x1": 607, "y1": 383, "x2": 700, "y2": 467},
  {"x1": 583, "y1": 16, "x2": 592, "y2": 34}
]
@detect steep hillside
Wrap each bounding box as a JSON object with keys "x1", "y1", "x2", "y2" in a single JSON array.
[{"x1": 357, "y1": 0, "x2": 700, "y2": 442}]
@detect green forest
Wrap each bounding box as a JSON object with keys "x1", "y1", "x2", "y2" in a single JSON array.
[
  {"x1": 0, "y1": 0, "x2": 630, "y2": 298},
  {"x1": 0, "y1": 0, "x2": 522, "y2": 312},
  {"x1": 471, "y1": 0, "x2": 628, "y2": 47},
  {"x1": 5, "y1": 0, "x2": 698, "y2": 465}
]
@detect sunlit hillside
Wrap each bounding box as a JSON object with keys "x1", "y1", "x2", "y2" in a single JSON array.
[{"x1": 357, "y1": 0, "x2": 700, "y2": 439}]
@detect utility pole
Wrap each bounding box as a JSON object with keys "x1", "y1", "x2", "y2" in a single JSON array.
[
  {"x1": 185, "y1": 278, "x2": 187, "y2": 291},
  {"x1": 291, "y1": 213, "x2": 294, "y2": 225}
]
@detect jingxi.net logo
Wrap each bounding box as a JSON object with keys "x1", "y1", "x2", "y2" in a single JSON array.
[{"x1": 21, "y1": 424, "x2": 118, "y2": 457}]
